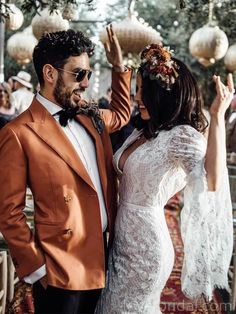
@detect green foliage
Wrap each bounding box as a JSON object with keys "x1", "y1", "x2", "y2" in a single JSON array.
[{"x1": 0, "y1": 0, "x2": 95, "y2": 19}]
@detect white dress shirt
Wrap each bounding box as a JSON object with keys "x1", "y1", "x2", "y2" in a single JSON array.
[{"x1": 24, "y1": 93, "x2": 108, "y2": 284}]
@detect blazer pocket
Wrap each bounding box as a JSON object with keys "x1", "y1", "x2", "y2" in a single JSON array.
[{"x1": 36, "y1": 223, "x2": 73, "y2": 242}]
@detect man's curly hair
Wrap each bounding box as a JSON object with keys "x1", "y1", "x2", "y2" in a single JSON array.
[{"x1": 33, "y1": 29, "x2": 95, "y2": 85}]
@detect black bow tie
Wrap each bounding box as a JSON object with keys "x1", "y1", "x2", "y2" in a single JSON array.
[{"x1": 55, "y1": 103, "x2": 104, "y2": 134}]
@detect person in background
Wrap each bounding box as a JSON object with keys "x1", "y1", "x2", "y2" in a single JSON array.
[
  {"x1": 11, "y1": 71, "x2": 34, "y2": 114},
  {"x1": 98, "y1": 87, "x2": 112, "y2": 109},
  {"x1": 7, "y1": 76, "x2": 16, "y2": 91},
  {"x1": 0, "y1": 82, "x2": 17, "y2": 129}
]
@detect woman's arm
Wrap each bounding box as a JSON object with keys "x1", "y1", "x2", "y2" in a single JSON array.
[{"x1": 205, "y1": 74, "x2": 235, "y2": 191}]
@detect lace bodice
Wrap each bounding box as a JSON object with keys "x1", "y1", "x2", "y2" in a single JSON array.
[{"x1": 114, "y1": 125, "x2": 205, "y2": 208}]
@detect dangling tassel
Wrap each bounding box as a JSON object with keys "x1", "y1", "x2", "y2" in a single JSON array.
[{"x1": 179, "y1": 0, "x2": 186, "y2": 9}]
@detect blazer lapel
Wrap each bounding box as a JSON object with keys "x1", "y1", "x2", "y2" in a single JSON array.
[
  {"x1": 26, "y1": 100, "x2": 95, "y2": 191},
  {"x1": 76, "y1": 115, "x2": 108, "y2": 206}
]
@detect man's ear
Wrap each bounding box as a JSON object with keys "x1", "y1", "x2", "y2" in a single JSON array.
[{"x1": 43, "y1": 64, "x2": 57, "y2": 84}]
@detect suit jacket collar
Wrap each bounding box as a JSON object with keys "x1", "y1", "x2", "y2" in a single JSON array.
[{"x1": 26, "y1": 99, "x2": 98, "y2": 191}]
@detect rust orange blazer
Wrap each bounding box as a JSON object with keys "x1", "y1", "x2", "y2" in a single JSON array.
[{"x1": 0, "y1": 70, "x2": 132, "y2": 290}]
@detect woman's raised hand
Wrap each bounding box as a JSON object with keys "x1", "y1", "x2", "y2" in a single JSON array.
[
  {"x1": 103, "y1": 24, "x2": 125, "y2": 72},
  {"x1": 210, "y1": 73, "x2": 235, "y2": 116}
]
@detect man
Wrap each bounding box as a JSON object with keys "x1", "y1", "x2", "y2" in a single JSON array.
[
  {"x1": 11, "y1": 70, "x2": 34, "y2": 114},
  {"x1": 0, "y1": 26, "x2": 131, "y2": 313}
]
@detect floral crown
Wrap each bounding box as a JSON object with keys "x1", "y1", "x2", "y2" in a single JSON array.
[{"x1": 139, "y1": 44, "x2": 179, "y2": 91}]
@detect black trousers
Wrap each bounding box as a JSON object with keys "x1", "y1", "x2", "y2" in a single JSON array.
[
  {"x1": 33, "y1": 234, "x2": 108, "y2": 314},
  {"x1": 33, "y1": 282, "x2": 102, "y2": 314}
]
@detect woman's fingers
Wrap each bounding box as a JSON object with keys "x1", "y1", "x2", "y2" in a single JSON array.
[
  {"x1": 213, "y1": 75, "x2": 223, "y2": 97},
  {"x1": 227, "y1": 73, "x2": 235, "y2": 93},
  {"x1": 211, "y1": 74, "x2": 234, "y2": 115},
  {"x1": 213, "y1": 74, "x2": 235, "y2": 98}
]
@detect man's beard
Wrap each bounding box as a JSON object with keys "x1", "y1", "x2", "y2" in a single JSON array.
[{"x1": 53, "y1": 74, "x2": 84, "y2": 109}]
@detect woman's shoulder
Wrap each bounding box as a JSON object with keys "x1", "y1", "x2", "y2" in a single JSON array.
[
  {"x1": 166, "y1": 125, "x2": 207, "y2": 153},
  {"x1": 170, "y1": 124, "x2": 206, "y2": 142}
]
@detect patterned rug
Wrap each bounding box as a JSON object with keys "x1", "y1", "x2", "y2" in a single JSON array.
[
  {"x1": 6, "y1": 282, "x2": 34, "y2": 314},
  {"x1": 160, "y1": 209, "x2": 226, "y2": 314}
]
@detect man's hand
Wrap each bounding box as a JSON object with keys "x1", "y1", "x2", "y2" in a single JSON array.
[
  {"x1": 104, "y1": 24, "x2": 125, "y2": 72},
  {"x1": 39, "y1": 275, "x2": 48, "y2": 289}
]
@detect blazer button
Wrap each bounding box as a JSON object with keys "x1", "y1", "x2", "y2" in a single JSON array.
[
  {"x1": 61, "y1": 229, "x2": 73, "y2": 241},
  {"x1": 65, "y1": 229, "x2": 73, "y2": 236},
  {"x1": 64, "y1": 195, "x2": 72, "y2": 205}
]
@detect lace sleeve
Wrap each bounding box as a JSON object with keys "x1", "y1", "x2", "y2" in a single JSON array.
[{"x1": 169, "y1": 125, "x2": 233, "y2": 300}]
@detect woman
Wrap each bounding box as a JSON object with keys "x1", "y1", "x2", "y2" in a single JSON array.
[
  {"x1": 96, "y1": 44, "x2": 234, "y2": 313},
  {"x1": 0, "y1": 82, "x2": 17, "y2": 129}
]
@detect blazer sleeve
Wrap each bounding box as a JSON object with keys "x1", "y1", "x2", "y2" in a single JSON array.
[
  {"x1": 100, "y1": 69, "x2": 132, "y2": 134},
  {"x1": 0, "y1": 126, "x2": 45, "y2": 279}
]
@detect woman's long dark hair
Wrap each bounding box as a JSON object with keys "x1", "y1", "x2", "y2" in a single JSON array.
[{"x1": 134, "y1": 58, "x2": 208, "y2": 139}]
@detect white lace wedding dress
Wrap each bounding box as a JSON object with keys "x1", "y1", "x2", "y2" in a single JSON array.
[{"x1": 95, "y1": 125, "x2": 233, "y2": 314}]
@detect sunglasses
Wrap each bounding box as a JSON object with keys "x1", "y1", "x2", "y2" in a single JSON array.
[{"x1": 56, "y1": 67, "x2": 92, "y2": 82}]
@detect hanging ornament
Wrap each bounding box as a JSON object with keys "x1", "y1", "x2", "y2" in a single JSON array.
[
  {"x1": 31, "y1": 8, "x2": 69, "y2": 40},
  {"x1": 224, "y1": 44, "x2": 236, "y2": 72},
  {"x1": 99, "y1": 0, "x2": 162, "y2": 55},
  {"x1": 179, "y1": 0, "x2": 186, "y2": 9},
  {"x1": 22, "y1": 25, "x2": 34, "y2": 36},
  {"x1": 62, "y1": 3, "x2": 78, "y2": 21},
  {"x1": 189, "y1": 25, "x2": 229, "y2": 66},
  {"x1": 5, "y1": 4, "x2": 24, "y2": 31},
  {"x1": 189, "y1": 0, "x2": 229, "y2": 66},
  {"x1": 7, "y1": 31, "x2": 37, "y2": 65}
]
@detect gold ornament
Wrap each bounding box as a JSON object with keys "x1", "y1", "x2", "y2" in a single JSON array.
[
  {"x1": 62, "y1": 3, "x2": 78, "y2": 21},
  {"x1": 7, "y1": 31, "x2": 37, "y2": 65},
  {"x1": 189, "y1": 25, "x2": 229, "y2": 66},
  {"x1": 100, "y1": 0, "x2": 162, "y2": 55},
  {"x1": 5, "y1": 4, "x2": 24, "y2": 31},
  {"x1": 31, "y1": 8, "x2": 69, "y2": 40},
  {"x1": 224, "y1": 44, "x2": 236, "y2": 72}
]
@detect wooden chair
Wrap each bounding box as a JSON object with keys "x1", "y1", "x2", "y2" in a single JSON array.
[
  {"x1": 0, "y1": 251, "x2": 7, "y2": 314},
  {"x1": 7, "y1": 255, "x2": 19, "y2": 303}
]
